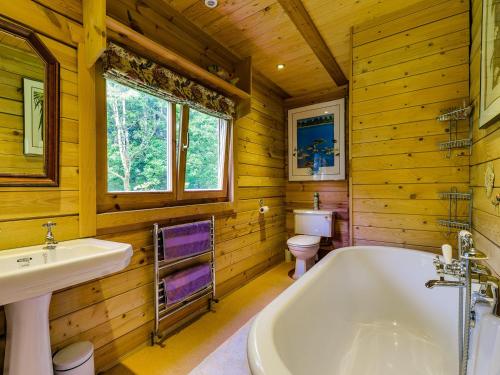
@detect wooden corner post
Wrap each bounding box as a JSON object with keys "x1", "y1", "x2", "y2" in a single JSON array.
[{"x1": 83, "y1": 0, "x2": 106, "y2": 68}]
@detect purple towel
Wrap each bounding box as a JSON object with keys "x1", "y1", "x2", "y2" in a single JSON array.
[
  {"x1": 161, "y1": 220, "x2": 212, "y2": 261},
  {"x1": 163, "y1": 263, "x2": 212, "y2": 306}
]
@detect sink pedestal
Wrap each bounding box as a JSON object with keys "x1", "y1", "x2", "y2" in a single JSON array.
[
  {"x1": 4, "y1": 293, "x2": 53, "y2": 375},
  {"x1": 0, "y1": 238, "x2": 133, "y2": 374}
]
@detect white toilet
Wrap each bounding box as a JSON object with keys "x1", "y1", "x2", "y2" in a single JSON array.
[{"x1": 287, "y1": 209, "x2": 334, "y2": 279}]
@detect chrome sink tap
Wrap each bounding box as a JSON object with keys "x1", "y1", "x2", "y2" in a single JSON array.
[{"x1": 42, "y1": 221, "x2": 57, "y2": 250}]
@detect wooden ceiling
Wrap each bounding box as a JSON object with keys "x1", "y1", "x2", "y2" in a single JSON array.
[{"x1": 164, "y1": 0, "x2": 424, "y2": 98}]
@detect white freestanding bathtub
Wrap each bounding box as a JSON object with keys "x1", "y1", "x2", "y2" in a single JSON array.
[{"x1": 248, "y1": 246, "x2": 460, "y2": 375}]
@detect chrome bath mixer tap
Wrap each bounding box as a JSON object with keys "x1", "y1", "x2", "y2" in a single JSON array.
[{"x1": 425, "y1": 230, "x2": 499, "y2": 375}]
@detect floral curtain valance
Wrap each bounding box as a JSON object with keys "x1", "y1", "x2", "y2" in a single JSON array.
[{"x1": 101, "y1": 42, "x2": 235, "y2": 119}]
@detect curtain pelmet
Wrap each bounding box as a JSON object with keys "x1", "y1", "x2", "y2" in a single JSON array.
[{"x1": 102, "y1": 42, "x2": 235, "y2": 119}]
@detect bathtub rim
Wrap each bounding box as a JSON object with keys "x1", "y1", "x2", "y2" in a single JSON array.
[{"x1": 247, "y1": 245, "x2": 441, "y2": 375}]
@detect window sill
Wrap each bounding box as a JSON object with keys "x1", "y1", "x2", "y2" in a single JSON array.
[{"x1": 96, "y1": 201, "x2": 235, "y2": 233}]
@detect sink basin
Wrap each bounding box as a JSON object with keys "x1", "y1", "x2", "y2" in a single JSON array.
[
  {"x1": 0, "y1": 238, "x2": 133, "y2": 375},
  {"x1": 0, "y1": 238, "x2": 132, "y2": 306}
]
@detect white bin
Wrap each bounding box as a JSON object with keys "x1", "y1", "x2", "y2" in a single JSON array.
[{"x1": 53, "y1": 341, "x2": 94, "y2": 375}]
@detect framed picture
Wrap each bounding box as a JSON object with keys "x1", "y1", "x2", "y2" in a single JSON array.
[
  {"x1": 479, "y1": 0, "x2": 500, "y2": 128},
  {"x1": 288, "y1": 99, "x2": 345, "y2": 181},
  {"x1": 23, "y1": 77, "x2": 44, "y2": 155}
]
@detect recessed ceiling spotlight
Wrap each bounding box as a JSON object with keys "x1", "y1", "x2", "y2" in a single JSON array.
[
  {"x1": 205, "y1": 0, "x2": 218, "y2": 8},
  {"x1": 276, "y1": 64, "x2": 285, "y2": 70}
]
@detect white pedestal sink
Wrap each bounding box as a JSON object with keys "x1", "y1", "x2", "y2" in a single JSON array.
[{"x1": 0, "y1": 238, "x2": 133, "y2": 375}]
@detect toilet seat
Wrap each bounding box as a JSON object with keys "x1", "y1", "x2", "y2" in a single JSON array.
[{"x1": 287, "y1": 235, "x2": 321, "y2": 247}]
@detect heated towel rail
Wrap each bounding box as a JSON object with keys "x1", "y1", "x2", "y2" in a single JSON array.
[{"x1": 151, "y1": 217, "x2": 217, "y2": 345}]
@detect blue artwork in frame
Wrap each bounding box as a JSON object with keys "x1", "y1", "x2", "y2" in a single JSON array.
[
  {"x1": 296, "y1": 114, "x2": 335, "y2": 174},
  {"x1": 288, "y1": 99, "x2": 345, "y2": 181}
]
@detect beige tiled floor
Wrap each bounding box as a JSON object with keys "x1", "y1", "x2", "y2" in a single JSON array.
[{"x1": 106, "y1": 262, "x2": 294, "y2": 375}]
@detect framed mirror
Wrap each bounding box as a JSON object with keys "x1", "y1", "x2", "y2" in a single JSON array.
[{"x1": 0, "y1": 18, "x2": 60, "y2": 186}]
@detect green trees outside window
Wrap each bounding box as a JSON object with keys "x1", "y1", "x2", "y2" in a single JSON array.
[
  {"x1": 106, "y1": 80, "x2": 170, "y2": 192},
  {"x1": 185, "y1": 108, "x2": 224, "y2": 190}
]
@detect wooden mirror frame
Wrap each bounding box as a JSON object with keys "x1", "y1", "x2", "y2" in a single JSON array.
[{"x1": 0, "y1": 17, "x2": 60, "y2": 187}]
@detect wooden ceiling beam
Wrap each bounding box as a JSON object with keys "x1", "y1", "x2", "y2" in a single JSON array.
[{"x1": 278, "y1": 0, "x2": 348, "y2": 86}]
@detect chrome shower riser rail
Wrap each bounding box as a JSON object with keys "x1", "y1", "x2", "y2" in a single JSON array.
[{"x1": 427, "y1": 230, "x2": 500, "y2": 375}]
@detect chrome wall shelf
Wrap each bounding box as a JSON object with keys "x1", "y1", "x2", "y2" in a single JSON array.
[
  {"x1": 437, "y1": 104, "x2": 472, "y2": 158},
  {"x1": 438, "y1": 191, "x2": 472, "y2": 200},
  {"x1": 436, "y1": 105, "x2": 472, "y2": 121},
  {"x1": 439, "y1": 138, "x2": 472, "y2": 151},
  {"x1": 438, "y1": 219, "x2": 471, "y2": 230},
  {"x1": 438, "y1": 187, "x2": 472, "y2": 235}
]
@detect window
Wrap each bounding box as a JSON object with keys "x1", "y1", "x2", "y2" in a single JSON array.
[
  {"x1": 106, "y1": 80, "x2": 172, "y2": 193},
  {"x1": 177, "y1": 106, "x2": 230, "y2": 200},
  {"x1": 184, "y1": 109, "x2": 224, "y2": 190},
  {"x1": 98, "y1": 78, "x2": 231, "y2": 211}
]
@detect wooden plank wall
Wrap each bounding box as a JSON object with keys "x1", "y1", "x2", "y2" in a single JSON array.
[
  {"x1": 0, "y1": 1, "x2": 83, "y2": 370},
  {"x1": 470, "y1": 0, "x2": 500, "y2": 273},
  {"x1": 350, "y1": 0, "x2": 470, "y2": 252},
  {"x1": 0, "y1": 0, "x2": 287, "y2": 371}
]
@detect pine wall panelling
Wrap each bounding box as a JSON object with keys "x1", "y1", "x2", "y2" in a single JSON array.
[
  {"x1": 0, "y1": 0, "x2": 287, "y2": 371},
  {"x1": 470, "y1": 0, "x2": 500, "y2": 273},
  {"x1": 350, "y1": 0, "x2": 470, "y2": 251},
  {"x1": 0, "y1": 1, "x2": 83, "y2": 370}
]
